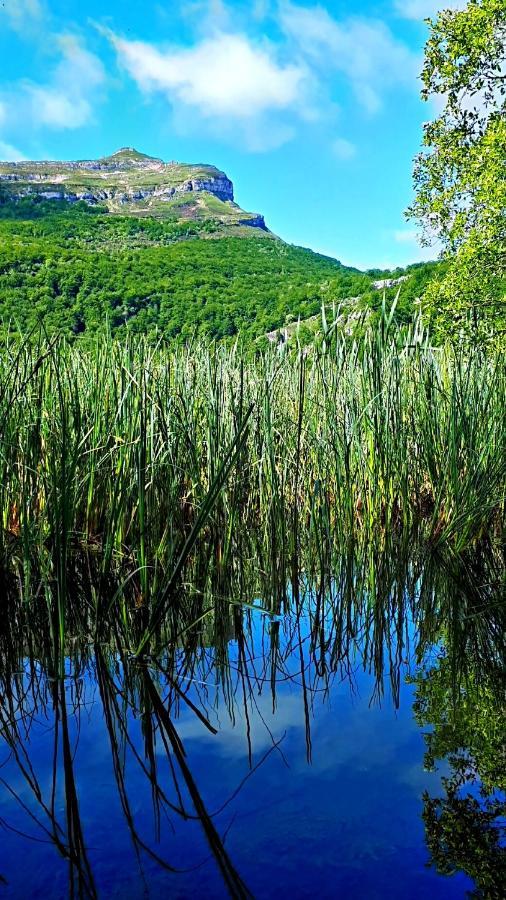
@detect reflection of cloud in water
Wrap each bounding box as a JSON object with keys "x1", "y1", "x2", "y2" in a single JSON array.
[
  {"x1": 308, "y1": 703, "x2": 416, "y2": 774},
  {"x1": 170, "y1": 668, "x2": 423, "y2": 791},
  {"x1": 168, "y1": 610, "x2": 423, "y2": 780},
  {"x1": 398, "y1": 758, "x2": 453, "y2": 796},
  {"x1": 172, "y1": 689, "x2": 304, "y2": 758}
]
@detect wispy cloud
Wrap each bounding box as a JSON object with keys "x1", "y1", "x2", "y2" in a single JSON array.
[
  {"x1": 179, "y1": 0, "x2": 272, "y2": 32},
  {"x1": 252, "y1": 0, "x2": 271, "y2": 20},
  {"x1": 1, "y1": 35, "x2": 106, "y2": 132},
  {"x1": 393, "y1": 228, "x2": 420, "y2": 244},
  {"x1": 0, "y1": 140, "x2": 27, "y2": 162},
  {"x1": 180, "y1": 0, "x2": 232, "y2": 32},
  {"x1": 0, "y1": 0, "x2": 44, "y2": 32},
  {"x1": 102, "y1": 1, "x2": 419, "y2": 151},
  {"x1": 0, "y1": 100, "x2": 26, "y2": 159},
  {"x1": 393, "y1": 227, "x2": 440, "y2": 262},
  {"x1": 279, "y1": 2, "x2": 420, "y2": 114},
  {"x1": 26, "y1": 36, "x2": 105, "y2": 128}
]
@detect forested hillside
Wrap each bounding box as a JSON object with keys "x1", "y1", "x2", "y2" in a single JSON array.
[{"x1": 0, "y1": 201, "x2": 438, "y2": 342}]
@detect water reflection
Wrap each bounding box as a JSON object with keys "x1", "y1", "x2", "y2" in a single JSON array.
[{"x1": 0, "y1": 539, "x2": 504, "y2": 898}]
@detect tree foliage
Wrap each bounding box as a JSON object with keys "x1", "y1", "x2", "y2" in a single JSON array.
[
  {"x1": 0, "y1": 204, "x2": 437, "y2": 344},
  {"x1": 409, "y1": 0, "x2": 506, "y2": 344}
]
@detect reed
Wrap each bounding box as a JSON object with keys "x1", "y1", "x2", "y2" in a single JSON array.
[{"x1": 0, "y1": 309, "x2": 504, "y2": 653}]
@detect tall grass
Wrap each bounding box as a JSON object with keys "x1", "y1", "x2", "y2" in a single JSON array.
[{"x1": 0, "y1": 310, "x2": 504, "y2": 654}]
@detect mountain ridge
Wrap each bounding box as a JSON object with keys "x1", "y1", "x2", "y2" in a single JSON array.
[{"x1": 0, "y1": 147, "x2": 267, "y2": 230}]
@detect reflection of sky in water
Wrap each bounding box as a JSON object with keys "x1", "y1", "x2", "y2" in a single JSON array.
[{"x1": 0, "y1": 605, "x2": 474, "y2": 898}]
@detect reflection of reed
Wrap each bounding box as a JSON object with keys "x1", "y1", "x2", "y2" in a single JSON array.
[
  {"x1": 95, "y1": 648, "x2": 254, "y2": 898},
  {"x1": 144, "y1": 669, "x2": 252, "y2": 898},
  {"x1": 0, "y1": 675, "x2": 97, "y2": 898},
  {"x1": 0, "y1": 647, "x2": 257, "y2": 897},
  {"x1": 0, "y1": 535, "x2": 503, "y2": 896}
]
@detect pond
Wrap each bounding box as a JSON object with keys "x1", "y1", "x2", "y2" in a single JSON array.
[{"x1": 0, "y1": 545, "x2": 504, "y2": 898}]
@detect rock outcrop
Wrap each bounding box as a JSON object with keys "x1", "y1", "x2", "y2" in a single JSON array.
[
  {"x1": 238, "y1": 214, "x2": 266, "y2": 230},
  {"x1": 372, "y1": 276, "x2": 409, "y2": 290}
]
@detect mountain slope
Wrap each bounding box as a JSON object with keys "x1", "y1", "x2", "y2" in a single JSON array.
[{"x1": 0, "y1": 205, "x2": 376, "y2": 340}]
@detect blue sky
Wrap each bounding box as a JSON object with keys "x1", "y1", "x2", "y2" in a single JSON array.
[{"x1": 0, "y1": 0, "x2": 463, "y2": 269}]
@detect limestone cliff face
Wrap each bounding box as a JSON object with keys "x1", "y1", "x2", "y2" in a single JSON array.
[
  {"x1": 0, "y1": 150, "x2": 234, "y2": 205},
  {"x1": 186, "y1": 176, "x2": 233, "y2": 202},
  {"x1": 0, "y1": 148, "x2": 267, "y2": 228},
  {"x1": 0, "y1": 176, "x2": 234, "y2": 206}
]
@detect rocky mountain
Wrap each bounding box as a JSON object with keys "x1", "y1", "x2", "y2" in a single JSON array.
[{"x1": 0, "y1": 147, "x2": 267, "y2": 230}]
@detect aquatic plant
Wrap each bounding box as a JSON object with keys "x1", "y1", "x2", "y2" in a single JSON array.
[{"x1": 0, "y1": 310, "x2": 503, "y2": 655}]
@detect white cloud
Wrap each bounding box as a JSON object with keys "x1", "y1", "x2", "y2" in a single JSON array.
[
  {"x1": 332, "y1": 137, "x2": 356, "y2": 160},
  {"x1": 394, "y1": 1, "x2": 468, "y2": 21},
  {"x1": 2, "y1": 35, "x2": 106, "y2": 132},
  {"x1": 104, "y1": 26, "x2": 313, "y2": 149},
  {"x1": 27, "y1": 89, "x2": 91, "y2": 129},
  {"x1": 279, "y1": 3, "x2": 420, "y2": 114},
  {"x1": 104, "y1": 4, "x2": 419, "y2": 151},
  {"x1": 108, "y1": 31, "x2": 306, "y2": 119},
  {"x1": 28, "y1": 35, "x2": 105, "y2": 129},
  {"x1": 95, "y1": 2, "x2": 424, "y2": 151},
  {"x1": 0, "y1": 94, "x2": 23, "y2": 160}
]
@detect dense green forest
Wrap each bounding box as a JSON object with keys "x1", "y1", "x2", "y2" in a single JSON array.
[{"x1": 0, "y1": 198, "x2": 439, "y2": 343}]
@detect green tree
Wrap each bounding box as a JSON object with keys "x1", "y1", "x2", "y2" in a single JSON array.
[{"x1": 408, "y1": 0, "x2": 506, "y2": 344}]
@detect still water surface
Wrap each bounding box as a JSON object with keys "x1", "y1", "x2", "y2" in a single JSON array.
[{"x1": 0, "y1": 575, "x2": 501, "y2": 898}]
